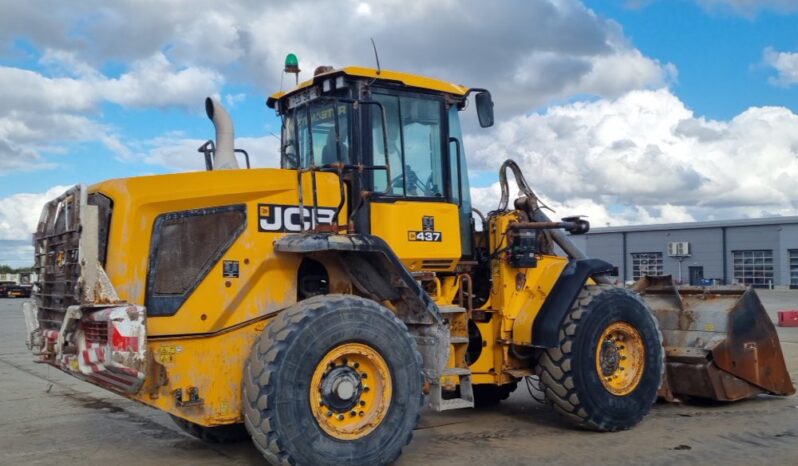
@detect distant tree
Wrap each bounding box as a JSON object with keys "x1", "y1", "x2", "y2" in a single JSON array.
[{"x1": 0, "y1": 265, "x2": 33, "y2": 274}]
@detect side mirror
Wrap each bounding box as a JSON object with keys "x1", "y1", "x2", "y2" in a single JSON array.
[{"x1": 475, "y1": 91, "x2": 494, "y2": 128}]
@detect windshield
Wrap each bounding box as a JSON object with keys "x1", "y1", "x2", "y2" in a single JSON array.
[
  {"x1": 371, "y1": 93, "x2": 444, "y2": 197},
  {"x1": 283, "y1": 100, "x2": 351, "y2": 168}
]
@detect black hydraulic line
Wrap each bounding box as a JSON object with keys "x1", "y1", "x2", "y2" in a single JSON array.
[{"x1": 494, "y1": 159, "x2": 611, "y2": 284}]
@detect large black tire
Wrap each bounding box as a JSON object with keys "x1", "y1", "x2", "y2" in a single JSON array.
[
  {"x1": 169, "y1": 415, "x2": 249, "y2": 443},
  {"x1": 473, "y1": 382, "x2": 518, "y2": 407},
  {"x1": 243, "y1": 294, "x2": 425, "y2": 466},
  {"x1": 535, "y1": 285, "x2": 663, "y2": 432}
]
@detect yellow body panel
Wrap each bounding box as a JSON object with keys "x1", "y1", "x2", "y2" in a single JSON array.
[
  {"x1": 90, "y1": 168, "x2": 347, "y2": 423},
  {"x1": 369, "y1": 201, "x2": 461, "y2": 272},
  {"x1": 486, "y1": 212, "x2": 568, "y2": 346},
  {"x1": 94, "y1": 168, "x2": 345, "y2": 337},
  {"x1": 456, "y1": 212, "x2": 569, "y2": 384},
  {"x1": 144, "y1": 320, "x2": 269, "y2": 425}
]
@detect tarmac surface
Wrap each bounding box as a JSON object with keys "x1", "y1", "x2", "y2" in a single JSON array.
[{"x1": 2, "y1": 291, "x2": 798, "y2": 465}]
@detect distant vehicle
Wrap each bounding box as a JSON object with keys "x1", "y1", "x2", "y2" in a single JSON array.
[{"x1": 0, "y1": 281, "x2": 32, "y2": 298}]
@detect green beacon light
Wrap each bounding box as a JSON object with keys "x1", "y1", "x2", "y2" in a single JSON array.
[{"x1": 284, "y1": 53, "x2": 300, "y2": 84}]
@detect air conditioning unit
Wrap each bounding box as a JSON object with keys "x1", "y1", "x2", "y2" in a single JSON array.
[{"x1": 667, "y1": 241, "x2": 690, "y2": 257}]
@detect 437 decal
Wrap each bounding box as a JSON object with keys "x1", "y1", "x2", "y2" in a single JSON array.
[{"x1": 408, "y1": 230, "x2": 442, "y2": 242}]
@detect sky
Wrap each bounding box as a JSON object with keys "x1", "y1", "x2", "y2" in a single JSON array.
[{"x1": 1, "y1": 0, "x2": 798, "y2": 266}]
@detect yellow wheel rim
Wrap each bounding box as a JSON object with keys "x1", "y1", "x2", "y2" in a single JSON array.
[
  {"x1": 595, "y1": 321, "x2": 645, "y2": 396},
  {"x1": 309, "y1": 343, "x2": 392, "y2": 440}
]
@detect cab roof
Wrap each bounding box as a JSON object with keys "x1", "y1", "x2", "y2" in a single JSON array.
[{"x1": 267, "y1": 66, "x2": 469, "y2": 108}]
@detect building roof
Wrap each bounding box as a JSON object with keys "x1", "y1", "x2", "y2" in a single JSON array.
[{"x1": 587, "y1": 216, "x2": 798, "y2": 234}]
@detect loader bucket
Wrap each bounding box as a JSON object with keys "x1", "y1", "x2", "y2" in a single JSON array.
[{"x1": 633, "y1": 275, "x2": 795, "y2": 402}]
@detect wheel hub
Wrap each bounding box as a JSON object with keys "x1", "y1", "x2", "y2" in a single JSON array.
[
  {"x1": 599, "y1": 340, "x2": 621, "y2": 376},
  {"x1": 320, "y1": 365, "x2": 363, "y2": 412},
  {"x1": 595, "y1": 321, "x2": 646, "y2": 396},
  {"x1": 309, "y1": 343, "x2": 393, "y2": 440}
]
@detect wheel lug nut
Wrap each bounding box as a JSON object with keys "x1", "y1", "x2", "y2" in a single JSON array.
[
  {"x1": 361, "y1": 373, "x2": 368, "y2": 379},
  {"x1": 353, "y1": 362, "x2": 360, "y2": 369},
  {"x1": 350, "y1": 410, "x2": 357, "y2": 417},
  {"x1": 363, "y1": 386, "x2": 370, "y2": 392},
  {"x1": 359, "y1": 411, "x2": 365, "y2": 417},
  {"x1": 326, "y1": 411, "x2": 332, "y2": 417},
  {"x1": 359, "y1": 400, "x2": 366, "y2": 406},
  {"x1": 337, "y1": 414, "x2": 344, "y2": 420}
]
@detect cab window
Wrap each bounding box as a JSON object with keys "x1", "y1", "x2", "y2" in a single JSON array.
[
  {"x1": 372, "y1": 93, "x2": 444, "y2": 197},
  {"x1": 283, "y1": 101, "x2": 351, "y2": 168}
]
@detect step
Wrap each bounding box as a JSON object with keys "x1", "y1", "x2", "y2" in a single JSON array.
[
  {"x1": 438, "y1": 305, "x2": 467, "y2": 314},
  {"x1": 449, "y1": 336, "x2": 469, "y2": 344},
  {"x1": 443, "y1": 367, "x2": 471, "y2": 376},
  {"x1": 429, "y1": 369, "x2": 474, "y2": 411}
]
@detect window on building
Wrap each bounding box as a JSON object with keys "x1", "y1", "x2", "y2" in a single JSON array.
[
  {"x1": 732, "y1": 250, "x2": 774, "y2": 288},
  {"x1": 631, "y1": 252, "x2": 663, "y2": 280},
  {"x1": 789, "y1": 250, "x2": 798, "y2": 289}
]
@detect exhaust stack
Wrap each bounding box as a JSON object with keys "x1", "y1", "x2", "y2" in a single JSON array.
[{"x1": 205, "y1": 97, "x2": 239, "y2": 170}]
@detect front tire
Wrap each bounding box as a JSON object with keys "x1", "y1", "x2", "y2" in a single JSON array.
[
  {"x1": 535, "y1": 285, "x2": 663, "y2": 431},
  {"x1": 243, "y1": 294, "x2": 425, "y2": 466}
]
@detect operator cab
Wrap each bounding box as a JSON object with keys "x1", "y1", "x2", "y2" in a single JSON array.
[{"x1": 267, "y1": 66, "x2": 493, "y2": 269}]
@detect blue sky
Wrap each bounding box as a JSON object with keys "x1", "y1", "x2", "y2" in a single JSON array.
[
  {"x1": 1, "y1": 0, "x2": 798, "y2": 265},
  {"x1": 585, "y1": 0, "x2": 798, "y2": 119}
]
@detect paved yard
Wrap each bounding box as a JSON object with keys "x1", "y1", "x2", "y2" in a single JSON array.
[{"x1": 2, "y1": 291, "x2": 797, "y2": 465}]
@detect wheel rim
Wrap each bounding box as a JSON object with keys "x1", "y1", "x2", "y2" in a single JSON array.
[
  {"x1": 309, "y1": 343, "x2": 392, "y2": 440},
  {"x1": 595, "y1": 321, "x2": 645, "y2": 396}
]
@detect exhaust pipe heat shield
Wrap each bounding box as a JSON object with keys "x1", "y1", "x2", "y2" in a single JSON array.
[{"x1": 634, "y1": 275, "x2": 795, "y2": 401}]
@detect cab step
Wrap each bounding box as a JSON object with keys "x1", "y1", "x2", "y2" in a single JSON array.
[
  {"x1": 429, "y1": 368, "x2": 474, "y2": 411},
  {"x1": 438, "y1": 305, "x2": 467, "y2": 314}
]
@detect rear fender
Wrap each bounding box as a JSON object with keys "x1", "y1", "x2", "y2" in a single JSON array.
[{"x1": 274, "y1": 233, "x2": 449, "y2": 382}]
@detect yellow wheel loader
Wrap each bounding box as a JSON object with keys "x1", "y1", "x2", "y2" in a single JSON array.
[{"x1": 23, "y1": 63, "x2": 794, "y2": 465}]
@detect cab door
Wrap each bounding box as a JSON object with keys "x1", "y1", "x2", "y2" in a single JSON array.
[{"x1": 367, "y1": 91, "x2": 462, "y2": 273}]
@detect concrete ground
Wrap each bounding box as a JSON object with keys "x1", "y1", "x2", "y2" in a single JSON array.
[{"x1": 2, "y1": 291, "x2": 797, "y2": 466}]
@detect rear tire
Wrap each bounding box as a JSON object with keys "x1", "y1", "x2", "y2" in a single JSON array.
[
  {"x1": 169, "y1": 415, "x2": 248, "y2": 443},
  {"x1": 535, "y1": 285, "x2": 663, "y2": 432},
  {"x1": 243, "y1": 294, "x2": 425, "y2": 466}
]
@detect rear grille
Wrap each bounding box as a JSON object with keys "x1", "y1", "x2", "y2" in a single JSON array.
[
  {"x1": 81, "y1": 321, "x2": 108, "y2": 344},
  {"x1": 33, "y1": 187, "x2": 113, "y2": 331}
]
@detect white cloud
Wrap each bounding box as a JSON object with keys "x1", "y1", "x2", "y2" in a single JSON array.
[
  {"x1": 0, "y1": 0, "x2": 673, "y2": 178},
  {"x1": 763, "y1": 47, "x2": 798, "y2": 87},
  {"x1": 141, "y1": 134, "x2": 280, "y2": 172},
  {"x1": 1, "y1": 0, "x2": 672, "y2": 116},
  {"x1": 0, "y1": 185, "x2": 71, "y2": 240},
  {"x1": 0, "y1": 50, "x2": 224, "y2": 172},
  {"x1": 466, "y1": 88, "x2": 798, "y2": 225}
]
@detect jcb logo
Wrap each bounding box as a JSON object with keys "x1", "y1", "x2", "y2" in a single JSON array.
[{"x1": 258, "y1": 204, "x2": 336, "y2": 232}]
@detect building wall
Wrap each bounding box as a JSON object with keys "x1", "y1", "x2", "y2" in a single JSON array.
[
  {"x1": 624, "y1": 229, "x2": 723, "y2": 283},
  {"x1": 780, "y1": 224, "x2": 798, "y2": 288},
  {"x1": 577, "y1": 220, "x2": 798, "y2": 287},
  {"x1": 0, "y1": 273, "x2": 20, "y2": 284},
  {"x1": 583, "y1": 233, "x2": 624, "y2": 277}
]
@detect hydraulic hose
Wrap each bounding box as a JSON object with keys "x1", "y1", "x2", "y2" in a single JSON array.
[{"x1": 495, "y1": 159, "x2": 611, "y2": 284}]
